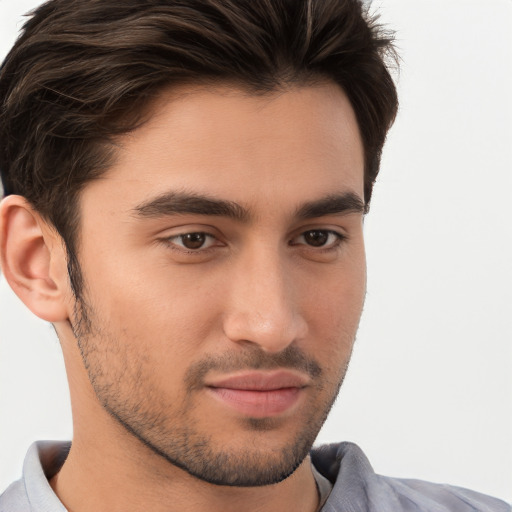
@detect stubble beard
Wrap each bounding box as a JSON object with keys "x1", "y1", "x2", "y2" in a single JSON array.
[{"x1": 70, "y1": 296, "x2": 352, "y2": 487}]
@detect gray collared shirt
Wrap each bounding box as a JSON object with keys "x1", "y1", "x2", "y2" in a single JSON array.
[{"x1": 1, "y1": 441, "x2": 510, "y2": 512}]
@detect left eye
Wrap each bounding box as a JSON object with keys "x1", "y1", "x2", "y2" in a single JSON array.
[
  {"x1": 167, "y1": 232, "x2": 217, "y2": 250},
  {"x1": 292, "y1": 230, "x2": 343, "y2": 248}
]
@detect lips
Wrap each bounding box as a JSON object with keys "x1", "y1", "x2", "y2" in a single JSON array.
[
  {"x1": 207, "y1": 370, "x2": 309, "y2": 390},
  {"x1": 205, "y1": 371, "x2": 308, "y2": 418}
]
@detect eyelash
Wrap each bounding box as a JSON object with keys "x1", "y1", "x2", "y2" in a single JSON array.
[{"x1": 162, "y1": 229, "x2": 347, "y2": 255}]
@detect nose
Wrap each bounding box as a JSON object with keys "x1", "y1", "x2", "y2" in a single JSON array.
[{"x1": 222, "y1": 245, "x2": 308, "y2": 353}]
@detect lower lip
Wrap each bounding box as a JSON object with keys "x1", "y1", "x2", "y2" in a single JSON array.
[{"x1": 207, "y1": 387, "x2": 302, "y2": 418}]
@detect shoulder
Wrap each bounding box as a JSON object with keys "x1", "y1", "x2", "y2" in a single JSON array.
[
  {"x1": 375, "y1": 475, "x2": 511, "y2": 512},
  {"x1": 0, "y1": 479, "x2": 31, "y2": 512},
  {"x1": 0, "y1": 441, "x2": 70, "y2": 512},
  {"x1": 311, "y1": 442, "x2": 511, "y2": 512}
]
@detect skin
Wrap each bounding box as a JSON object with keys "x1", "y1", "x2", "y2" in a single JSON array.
[{"x1": 0, "y1": 82, "x2": 366, "y2": 512}]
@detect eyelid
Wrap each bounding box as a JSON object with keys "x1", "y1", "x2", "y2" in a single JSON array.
[{"x1": 155, "y1": 223, "x2": 222, "y2": 241}]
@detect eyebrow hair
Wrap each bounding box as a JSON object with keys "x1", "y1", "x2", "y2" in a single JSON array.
[
  {"x1": 133, "y1": 190, "x2": 366, "y2": 222},
  {"x1": 133, "y1": 191, "x2": 250, "y2": 222},
  {"x1": 295, "y1": 192, "x2": 366, "y2": 219}
]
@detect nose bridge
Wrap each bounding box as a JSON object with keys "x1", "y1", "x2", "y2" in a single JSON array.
[{"x1": 223, "y1": 240, "x2": 307, "y2": 352}]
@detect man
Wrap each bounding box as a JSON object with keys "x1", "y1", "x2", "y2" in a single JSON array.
[{"x1": 0, "y1": 1, "x2": 509, "y2": 511}]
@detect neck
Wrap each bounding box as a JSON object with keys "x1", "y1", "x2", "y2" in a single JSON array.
[{"x1": 49, "y1": 429, "x2": 320, "y2": 512}]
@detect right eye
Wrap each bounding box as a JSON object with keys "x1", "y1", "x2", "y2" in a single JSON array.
[{"x1": 165, "y1": 232, "x2": 217, "y2": 251}]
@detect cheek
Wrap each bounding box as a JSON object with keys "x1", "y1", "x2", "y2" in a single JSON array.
[
  {"x1": 303, "y1": 247, "x2": 366, "y2": 322},
  {"x1": 300, "y1": 252, "x2": 366, "y2": 359},
  {"x1": 81, "y1": 255, "x2": 227, "y2": 369}
]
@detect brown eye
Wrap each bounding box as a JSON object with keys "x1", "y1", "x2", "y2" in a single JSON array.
[
  {"x1": 180, "y1": 233, "x2": 207, "y2": 249},
  {"x1": 166, "y1": 232, "x2": 217, "y2": 251},
  {"x1": 303, "y1": 230, "x2": 329, "y2": 247},
  {"x1": 291, "y1": 229, "x2": 344, "y2": 249}
]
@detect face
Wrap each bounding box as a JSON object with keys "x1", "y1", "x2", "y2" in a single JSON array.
[{"x1": 70, "y1": 82, "x2": 366, "y2": 486}]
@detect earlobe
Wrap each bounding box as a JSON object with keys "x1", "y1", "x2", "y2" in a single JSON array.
[{"x1": 0, "y1": 195, "x2": 70, "y2": 322}]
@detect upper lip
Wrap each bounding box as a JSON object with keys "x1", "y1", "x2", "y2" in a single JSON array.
[{"x1": 205, "y1": 370, "x2": 310, "y2": 391}]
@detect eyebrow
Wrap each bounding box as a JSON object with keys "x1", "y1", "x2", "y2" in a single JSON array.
[
  {"x1": 295, "y1": 192, "x2": 366, "y2": 219},
  {"x1": 133, "y1": 192, "x2": 250, "y2": 222},
  {"x1": 133, "y1": 190, "x2": 365, "y2": 222}
]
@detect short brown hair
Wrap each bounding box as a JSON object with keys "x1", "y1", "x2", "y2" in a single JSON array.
[{"x1": 0, "y1": 0, "x2": 398, "y2": 296}]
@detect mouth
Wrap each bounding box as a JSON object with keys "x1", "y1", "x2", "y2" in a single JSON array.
[{"x1": 205, "y1": 370, "x2": 308, "y2": 418}]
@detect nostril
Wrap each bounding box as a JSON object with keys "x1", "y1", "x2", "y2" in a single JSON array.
[{"x1": 222, "y1": 308, "x2": 307, "y2": 353}]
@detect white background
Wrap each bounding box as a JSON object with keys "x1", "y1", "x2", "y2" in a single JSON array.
[{"x1": 1, "y1": 0, "x2": 511, "y2": 503}]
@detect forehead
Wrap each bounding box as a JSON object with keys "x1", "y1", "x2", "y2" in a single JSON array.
[{"x1": 81, "y1": 82, "x2": 365, "y2": 217}]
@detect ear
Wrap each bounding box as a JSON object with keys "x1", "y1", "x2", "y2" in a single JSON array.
[{"x1": 0, "y1": 195, "x2": 70, "y2": 322}]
